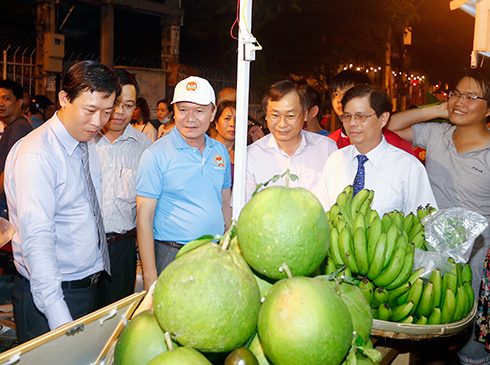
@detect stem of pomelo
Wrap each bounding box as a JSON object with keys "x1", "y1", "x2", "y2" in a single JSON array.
[
  {"x1": 220, "y1": 221, "x2": 236, "y2": 251},
  {"x1": 164, "y1": 332, "x2": 174, "y2": 351},
  {"x1": 281, "y1": 263, "x2": 293, "y2": 278}
]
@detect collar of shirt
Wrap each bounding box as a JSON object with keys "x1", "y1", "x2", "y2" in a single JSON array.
[
  {"x1": 266, "y1": 130, "x2": 307, "y2": 156},
  {"x1": 351, "y1": 135, "x2": 388, "y2": 168},
  {"x1": 96, "y1": 123, "x2": 141, "y2": 145},
  {"x1": 169, "y1": 126, "x2": 218, "y2": 151},
  {"x1": 48, "y1": 112, "x2": 81, "y2": 156}
]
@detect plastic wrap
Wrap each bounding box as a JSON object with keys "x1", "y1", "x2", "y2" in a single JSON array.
[{"x1": 413, "y1": 208, "x2": 488, "y2": 278}]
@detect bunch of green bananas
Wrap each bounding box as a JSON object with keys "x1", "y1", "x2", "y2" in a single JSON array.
[
  {"x1": 326, "y1": 186, "x2": 473, "y2": 325},
  {"x1": 366, "y1": 261, "x2": 474, "y2": 324}
]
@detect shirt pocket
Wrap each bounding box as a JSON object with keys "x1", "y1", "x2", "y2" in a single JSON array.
[{"x1": 118, "y1": 168, "x2": 137, "y2": 204}]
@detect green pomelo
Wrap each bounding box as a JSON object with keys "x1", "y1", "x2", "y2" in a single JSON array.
[
  {"x1": 148, "y1": 347, "x2": 212, "y2": 365},
  {"x1": 237, "y1": 186, "x2": 330, "y2": 279},
  {"x1": 249, "y1": 334, "x2": 272, "y2": 365},
  {"x1": 114, "y1": 310, "x2": 173, "y2": 365},
  {"x1": 258, "y1": 276, "x2": 353, "y2": 365},
  {"x1": 224, "y1": 347, "x2": 259, "y2": 365},
  {"x1": 316, "y1": 276, "x2": 373, "y2": 343},
  {"x1": 153, "y1": 242, "x2": 261, "y2": 352}
]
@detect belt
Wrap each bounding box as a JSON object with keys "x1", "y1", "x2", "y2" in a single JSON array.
[
  {"x1": 158, "y1": 240, "x2": 184, "y2": 249},
  {"x1": 61, "y1": 272, "x2": 101, "y2": 289},
  {"x1": 106, "y1": 228, "x2": 136, "y2": 245}
]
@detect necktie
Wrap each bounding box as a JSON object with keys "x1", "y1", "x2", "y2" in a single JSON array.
[
  {"x1": 80, "y1": 142, "x2": 111, "y2": 275},
  {"x1": 353, "y1": 154, "x2": 368, "y2": 197}
]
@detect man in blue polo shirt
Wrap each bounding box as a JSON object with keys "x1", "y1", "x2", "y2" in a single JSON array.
[{"x1": 136, "y1": 76, "x2": 232, "y2": 291}]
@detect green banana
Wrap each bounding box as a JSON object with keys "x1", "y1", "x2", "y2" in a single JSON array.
[
  {"x1": 329, "y1": 204, "x2": 341, "y2": 226},
  {"x1": 429, "y1": 269, "x2": 442, "y2": 309},
  {"x1": 353, "y1": 211, "x2": 366, "y2": 232},
  {"x1": 441, "y1": 288, "x2": 456, "y2": 324},
  {"x1": 452, "y1": 286, "x2": 467, "y2": 322},
  {"x1": 442, "y1": 273, "x2": 458, "y2": 299},
  {"x1": 383, "y1": 223, "x2": 399, "y2": 269},
  {"x1": 463, "y1": 282, "x2": 475, "y2": 316},
  {"x1": 338, "y1": 227, "x2": 359, "y2": 275},
  {"x1": 359, "y1": 190, "x2": 374, "y2": 217},
  {"x1": 329, "y1": 227, "x2": 345, "y2": 266},
  {"x1": 391, "y1": 301, "x2": 415, "y2": 322},
  {"x1": 403, "y1": 213, "x2": 415, "y2": 233},
  {"x1": 408, "y1": 267, "x2": 425, "y2": 286},
  {"x1": 368, "y1": 209, "x2": 379, "y2": 225},
  {"x1": 367, "y1": 233, "x2": 387, "y2": 281},
  {"x1": 374, "y1": 243, "x2": 406, "y2": 288},
  {"x1": 416, "y1": 315, "x2": 428, "y2": 325},
  {"x1": 367, "y1": 214, "x2": 382, "y2": 264},
  {"x1": 385, "y1": 243, "x2": 415, "y2": 290},
  {"x1": 381, "y1": 213, "x2": 393, "y2": 233},
  {"x1": 448, "y1": 258, "x2": 463, "y2": 287},
  {"x1": 400, "y1": 315, "x2": 414, "y2": 324},
  {"x1": 426, "y1": 204, "x2": 437, "y2": 214},
  {"x1": 337, "y1": 214, "x2": 347, "y2": 233},
  {"x1": 396, "y1": 289, "x2": 411, "y2": 306},
  {"x1": 336, "y1": 191, "x2": 354, "y2": 228},
  {"x1": 351, "y1": 188, "x2": 370, "y2": 219},
  {"x1": 377, "y1": 303, "x2": 392, "y2": 321},
  {"x1": 415, "y1": 281, "x2": 435, "y2": 318},
  {"x1": 325, "y1": 256, "x2": 338, "y2": 275},
  {"x1": 374, "y1": 286, "x2": 389, "y2": 305},
  {"x1": 341, "y1": 266, "x2": 353, "y2": 278},
  {"x1": 408, "y1": 221, "x2": 424, "y2": 242},
  {"x1": 407, "y1": 277, "x2": 424, "y2": 315},
  {"x1": 354, "y1": 226, "x2": 369, "y2": 276},
  {"x1": 411, "y1": 229, "x2": 425, "y2": 250},
  {"x1": 358, "y1": 278, "x2": 375, "y2": 306},
  {"x1": 388, "y1": 281, "x2": 411, "y2": 307},
  {"x1": 392, "y1": 210, "x2": 403, "y2": 229},
  {"x1": 462, "y1": 264, "x2": 473, "y2": 286},
  {"x1": 417, "y1": 205, "x2": 428, "y2": 220},
  {"x1": 427, "y1": 307, "x2": 442, "y2": 325}
]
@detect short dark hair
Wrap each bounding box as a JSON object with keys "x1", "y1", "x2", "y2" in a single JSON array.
[
  {"x1": 0, "y1": 79, "x2": 24, "y2": 101},
  {"x1": 329, "y1": 70, "x2": 373, "y2": 99},
  {"x1": 62, "y1": 61, "x2": 121, "y2": 102},
  {"x1": 301, "y1": 84, "x2": 322, "y2": 112},
  {"x1": 342, "y1": 85, "x2": 393, "y2": 117},
  {"x1": 157, "y1": 98, "x2": 171, "y2": 109},
  {"x1": 114, "y1": 68, "x2": 140, "y2": 98},
  {"x1": 214, "y1": 100, "x2": 236, "y2": 122},
  {"x1": 136, "y1": 97, "x2": 150, "y2": 122},
  {"x1": 262, "y1": 80, "x2": 308, "y2": 114},
  {"x1": 460, "y1": 68, "x2": 490, "y2": 108}
]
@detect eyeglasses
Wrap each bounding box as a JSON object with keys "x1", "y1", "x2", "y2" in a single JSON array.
[
  {"x1": 340, "y1": 112, "x2": 377, "y2": 124},
  {"x1": 449, "y1": 90, "x2": 486, "y2": 102},
  {"x1": 114, "y1": 102, "x2": 136, "y2": 112},
  {"x1": 266, "y1": 113, "x2": 302, "y2": 123}
]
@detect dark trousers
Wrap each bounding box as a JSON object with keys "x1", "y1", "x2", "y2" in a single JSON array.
[
  {"x1": 155, "y1": 240, "x2": 182, "y2": 276},
  {"x1": 12, "y1": 274, "x2": 98, "y2": 344},
  {"x1": 98, "y1": 236, "x2": 137, "y2": 308}
]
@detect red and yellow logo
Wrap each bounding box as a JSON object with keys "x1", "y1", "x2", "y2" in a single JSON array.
[
  {"x1": 186, "y1": 81, "x2": 198, "y2": 91},
  {"x1": 213, "y1": 154, "x2": 225, "y2": 168}
]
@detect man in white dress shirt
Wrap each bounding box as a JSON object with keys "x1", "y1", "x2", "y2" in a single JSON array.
[
  {"x1": 95, "y1": 69, "x2": 151, "y2": 308},
  {"x1": 317, "y1": 85, "x2": 437, "y2": 216},
  {"x1": 246, "y1": 80, "x2": 337, "y2": 201}
]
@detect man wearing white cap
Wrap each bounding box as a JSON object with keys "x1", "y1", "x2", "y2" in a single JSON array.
[{"x1": 136, "y1": 76, "x2": 232, "y2": 290}]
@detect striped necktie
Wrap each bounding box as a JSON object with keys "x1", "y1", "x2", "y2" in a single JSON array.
[
  {"x1": 353, "y1": 154, "x2": 368, "y2": 197},
  {"x1": 79, "y1": 142, "x2": 111, "y2": 274}
]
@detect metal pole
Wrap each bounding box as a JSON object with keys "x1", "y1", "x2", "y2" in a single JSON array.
[
  {"x1": 232, "y1": 0, "x2": 261, "y2": 219},
  {"x1": 3, "y1": 45, "x2": 10, "y2": 80}
]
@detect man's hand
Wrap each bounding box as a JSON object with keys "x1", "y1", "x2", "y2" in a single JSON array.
[{"x1": 136, "y1": 196, "x2": 158, "y2": 292}]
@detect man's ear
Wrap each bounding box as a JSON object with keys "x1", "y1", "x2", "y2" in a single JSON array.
[
  {"x1": 380, "y1": 112, "x2": 390, "y2": 128},
  {"x1": 310, "y1": 105, "x2": 319, "y2": 119},
  {"x1": 58, "y1": 90, "x2": 69, "y2": 108}
]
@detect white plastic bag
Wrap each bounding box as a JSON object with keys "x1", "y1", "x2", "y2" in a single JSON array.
[{"x1": 413, "y1": 207, "x2": 488, "y2": 278}]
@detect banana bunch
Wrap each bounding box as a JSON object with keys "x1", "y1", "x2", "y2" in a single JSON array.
[
  {"x1": 326, "y1": 186, "x2": 432, "y2": 282},
  {"x1": 370, "y1": 260, "x2": 474, "y2": 324},
  {"x1": 326, "y1": 186, "x2": 474, "y2": 325}
]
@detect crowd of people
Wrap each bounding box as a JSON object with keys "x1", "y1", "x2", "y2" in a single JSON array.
[{"x1": 1, "y1": 61, "x2": 490, "y2": 365}]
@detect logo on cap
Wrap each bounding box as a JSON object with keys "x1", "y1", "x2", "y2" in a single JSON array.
[{"x1": 186, "y1": 81, "x2": 198, "y2": 92}]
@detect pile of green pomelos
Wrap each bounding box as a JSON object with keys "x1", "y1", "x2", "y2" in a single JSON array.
[{"x1": 114, "y1": 175, "x2": 385, "y2": 365}]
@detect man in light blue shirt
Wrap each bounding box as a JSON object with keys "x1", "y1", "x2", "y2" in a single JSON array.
[
  {"x1": 136, "y1": 76, "x2": 232, "y2": 291},
  {"x1": 4, "y1": 61, "x2": 120, "y2": 343}
]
